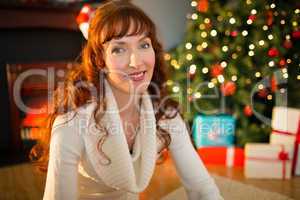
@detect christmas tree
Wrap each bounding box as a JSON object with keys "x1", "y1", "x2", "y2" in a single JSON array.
[{"x1": 165, "y1": 0, "x2": 300, "y2": 147}]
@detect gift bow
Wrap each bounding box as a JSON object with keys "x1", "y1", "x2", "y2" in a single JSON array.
[
  {"x1": 278, "y1": 150, "x2": 289, "y2": 161},
  {"x1": 278, "y1": 149, "x2": 289, "y2": 179}
]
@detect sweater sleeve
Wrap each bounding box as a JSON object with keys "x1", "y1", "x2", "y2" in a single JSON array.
[
  {"x1": 43, "y1": 113, "x2": 84, "y2": 200},
  {"x1": 159, "y1": 113, "x2": 224, "y2": 200}
]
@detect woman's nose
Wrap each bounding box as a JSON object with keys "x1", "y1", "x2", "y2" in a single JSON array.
[{"x1": 129, "y1": 52, "x2": 142, "y2": 68}]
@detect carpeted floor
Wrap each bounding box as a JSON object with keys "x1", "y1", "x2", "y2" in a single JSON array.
[{"x1": 162, "y1": 174, "x2": 294, "y2": 200}]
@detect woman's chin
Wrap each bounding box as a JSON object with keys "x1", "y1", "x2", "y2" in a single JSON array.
[
  {"x1": 109, "y1": 77, "x2": 151, "y2": 95},
  {"x1": 127, "y1": 79, "x2": 150, "y2": 93},
  {"x1": 138, "y1": 83, "x2": 152, "y2": 95}
]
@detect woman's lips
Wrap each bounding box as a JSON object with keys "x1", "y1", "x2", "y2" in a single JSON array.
[{"x1": 127, "y1": 71, "x2": 146, "y2": 81}]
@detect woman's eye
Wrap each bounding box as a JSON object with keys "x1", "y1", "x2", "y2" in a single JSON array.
[
  {"x1": 140, "y1": 42, "x2": 150, "y2": 49},
  {"x1": 111, "y1": 47, "x2": 125, "y2": 55}
]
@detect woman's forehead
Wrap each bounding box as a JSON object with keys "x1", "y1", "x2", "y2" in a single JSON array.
[{"x1": 101, "y1": 17, "x2": 151, "y2": 44}]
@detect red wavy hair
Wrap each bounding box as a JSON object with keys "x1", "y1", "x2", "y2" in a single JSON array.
[{"x1": 30, "y1": 0, "x2": 180, "y2": 172}]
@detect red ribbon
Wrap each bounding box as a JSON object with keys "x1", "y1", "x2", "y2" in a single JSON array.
[{"x1": 246, "y1": 145, "x2": 289, "y2": 179}]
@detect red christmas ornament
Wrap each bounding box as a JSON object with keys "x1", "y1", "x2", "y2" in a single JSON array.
[
  {"x1": 279, "y1": 58, "x2": 286, "y2": 67},
  {"x1": 188, "y1": 72, "x2": 196, "y2": 80},
  {"x1": 266, "y1": 10, "x2": 273, "y2": 26},
  {"x1": 230, "y1": 30, "x2": 238, "y2": 37},
  {"x1": 205, "y1": 22, "x2": 212, "y2": 29},
  {"x1": 76, "y1": 12, "x2": 90, "y2": 24},
  {"x1": 188, "y1": 95, "x2": 193, "y2": 102},
  {"x1": 210, "y1": 64, "x2": 224, "y2": 77},
  {"x1": 76, "y1": 4, "x2": 92, "y2": 24},
  {"x1": 268, "y1": 47, "x2": 279, "y2": 57},
  {"x1": 248, "y1": 15, "x2": 256, "y2": 21},
  {"x1": 292, "y1": 30, "x2": 300, "y2": 40},
  {"x1": 244, "y1": 105, "x2": 253, "y2": 117},
  {"x1": 283, "y1": 40, "x2": 293, "y2": 49},
  {"x1": 220, "y1": 81, "x2": 236, "y2": 96},
  {"x1": 258, "y1": 89, "x2": 268, "y2": 98},
  {"x1": 270, "y1": 76, "x2": 277, "y2": 92},
  {"x1": 76, "y1": 4, "x2": 95, "y2": 40},
  {"x1": 197, "y1": 0, "x2": 209, "y2": 13}
]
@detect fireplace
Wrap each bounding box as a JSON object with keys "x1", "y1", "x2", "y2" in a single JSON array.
[
  {"x1": 6, "y1": 62, "x2": 76, "y2": 151},
  {"x1": 0, "y1": 5, "x2": 85, "y2": 153}
]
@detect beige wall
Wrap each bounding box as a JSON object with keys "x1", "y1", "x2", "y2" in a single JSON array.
[{"x1": 132, "y1": 0, "x2": 191, "y2": 50}]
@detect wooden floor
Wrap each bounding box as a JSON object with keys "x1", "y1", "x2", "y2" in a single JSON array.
[
  {"x1": 0, "y1": 155, "x2": 299, "y2": 200},
  {"x1": 205, "y1": 165, "x2": 300, "y2": 200},
  {"x1": 142, "y1": 155, "x2": 300, "y2": 200}
]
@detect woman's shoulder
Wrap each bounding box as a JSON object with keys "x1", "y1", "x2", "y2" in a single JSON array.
[
  {"x1": 52, "y1": 102, "x2": 97, "y2": 132},
  {"x1": 158, "y1": 109, "x2": 192, "y2": 150},
  {"x1": 158, "y1": 106, "x2": 183, "y2": 124},
  {"x1": 50, "y1": 102, "x2": 97, "y2": 152}
]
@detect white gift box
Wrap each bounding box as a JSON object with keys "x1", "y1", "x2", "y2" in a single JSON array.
[
  {"x1": 272, "y1": 106, "x2": 300, "y2": 134},
  {"x1": 270, "y1": 132, "x2": 296, "y2": 147},
  {"x1": 269, "y1": 132, "x2": 300, "y2": 174},
  {"x1": 271, "y1": 107, "x2": 300, "y2": 175},
  {"x1": 244, "y1": 143, "x2": 293, "y2": 179}
]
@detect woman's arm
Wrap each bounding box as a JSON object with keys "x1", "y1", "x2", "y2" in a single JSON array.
[
  {"x1": 159, "y1": 113, "x2": 224, "y2": 200},
  {"x1": 43, "y1": 114, "x2": 84, "y2": 200}
]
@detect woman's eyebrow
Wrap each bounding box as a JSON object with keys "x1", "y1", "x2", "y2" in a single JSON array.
[
  {"x1": 110, "y1": 36, "x2": 150, "y2": 45},
  {"x1": 138, "y1": 35, "x2": 150, "y2": 41},
  {"x1": 111, "y1": 41, "x2": 126, "y2": 45}
]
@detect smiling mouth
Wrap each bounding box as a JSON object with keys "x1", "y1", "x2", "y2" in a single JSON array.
[{"x1": 127, "y1": 70, "x2": 146, "y2": 81}]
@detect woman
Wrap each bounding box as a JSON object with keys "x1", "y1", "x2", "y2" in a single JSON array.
[{"x1": 31, "y1": 1, "x2": 223, "y2": 199}]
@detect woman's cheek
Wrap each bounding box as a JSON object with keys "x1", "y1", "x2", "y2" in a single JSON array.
[
  {"x1": 110, "y1": 59, "x2": 129, "y2": 80},
  {"x1": 146, "y1": 51, "x2": 155, "y2": 77}
]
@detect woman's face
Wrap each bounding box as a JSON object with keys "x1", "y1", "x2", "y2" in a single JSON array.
[{"x1": 103, "y1": 32, "x2": 155, "y2": 95}]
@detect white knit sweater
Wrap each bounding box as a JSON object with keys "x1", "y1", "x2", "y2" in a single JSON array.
[{"x1": 43, "y1": 79, "x2": 223, "y2": 200}]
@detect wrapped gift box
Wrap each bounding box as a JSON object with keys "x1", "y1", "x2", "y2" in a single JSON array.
[
  {"x1": 271, "y1": 106, "x2": 300, "y2": 175},
  {"x1": 272, "y1": 107, "x2": 299, "y2": 134},
  {"x1": 197, "y1": 146, "x2": 244, "y2": 167},
  {"x1": 270, "y1": 132, "x2": 296, "y2": 153},
  {"x1": 270, "y1": 131, "x2": 300, "y2": 175},
  {"x1": 244, "y1": 143, "x2": 293, "y2": 179},
  {"x1": 192, "y1": 114, "x2": 235, "y2": 148}
]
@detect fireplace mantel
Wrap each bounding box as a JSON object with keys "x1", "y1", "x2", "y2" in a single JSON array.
[{"x1": 0, "y1": 6, "x2": 80, "y2": 30}]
